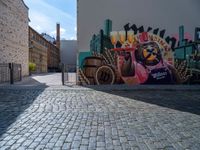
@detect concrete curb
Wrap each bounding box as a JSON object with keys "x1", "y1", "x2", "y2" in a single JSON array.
[{"x1": 0, "y1": 84, "x2": 200, "y2": 91}]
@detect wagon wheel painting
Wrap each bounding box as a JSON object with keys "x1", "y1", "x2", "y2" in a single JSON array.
[{"x1": 95, "y1": 65, "x2": 116, "y2": 85}]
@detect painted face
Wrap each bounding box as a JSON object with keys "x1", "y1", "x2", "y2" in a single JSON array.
[
  {"x1": 142, "y1": 45, "x2": 159, "y2": 61},
  {"x1": 138, "y1": 42, "x2": 162, "y2": 66},
  {"x1": 124, "y1": 52, "x2": 131, "y2": 61}
]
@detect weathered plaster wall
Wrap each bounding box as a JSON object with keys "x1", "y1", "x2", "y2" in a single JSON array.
[{"x1": 0, "y1": 0, "x2": 29, "y2": 76}]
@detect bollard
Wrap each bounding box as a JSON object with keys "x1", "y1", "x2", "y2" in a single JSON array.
[
  {"x1": 19, "y1": 64, "x2": 22, "y2": 81},
  {"x1": 9, "y1": 63, "x2": 14, "y2": 84},
  {"x1": 61, "y1": 63, "x2": 64, "y2": 85}
]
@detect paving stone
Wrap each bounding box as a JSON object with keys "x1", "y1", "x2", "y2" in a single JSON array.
[
  {"x1": 97, "y1": 141, "x2": 105, "y2": 147},
  {"x1": 88, "y1": 141, "x2": 97, "y2": 149},
  {"x1": 113, "y1": 140, "x2": 121, "y2": 146},
  {"x1": 10, "y1": 143, "x2": 21, "y2": 149},
  {"x1": 0, "y1": 140, "x2": 7, "y2": 147},
  {"x1": 35, "y1": 145, "x2": 46, "y2": 150},
  {"x1": 114, "y1": 146, "x2": 123, "y2": 150},
  {"x1": 28, "y1": 142, "x2": 40, "y2": 149},
  {"x1": 106, "y1": 143, "x2": 114, "y2": 149},
  {"x1": 71, "y1": 140, "x2": 81, "y2": 149},
  {"x1": 0, "y1": 146, "x2": 11, "y2": 150},
  {"x1": 52, "y1": 147, "x2": 62, "y2": 150},
  {"x1": 55, "y1": 140, "x2": 64, "y2": 147},
  {"x1": 0, "y1": 88, "x2": 200, "y2": 150},
  {"x1": 96, "y1": 147, "x2": 106, "y2": 150},
  {"x1": 45, "y1": 142, "x2": 55, "y2": 149},
  {"x1": 119, "y1": 137, "x2": 128, "y2": 143},
  {"x1": 62, "y1": 143, "x2": 71, "y2": 150},
  {"x1": 74, "y1": 135, "x2": 82, "y2": 141},
  {"x1": 16, "y1": 138, "x2": 26, "y2": 144},
  {"x1": 40, "y1": 138, "x2": 50, "y2": 145},
  {"x1": 15, "y1": 147, "x2": 27, "y2": 150},
  {"x1": 80, "y1": 145, "x2": 88, "y2": 150},
  {"x1": 81, "y1": 138, "x2": 89, "y2": 145},
  {"x1": 22, "y1": 139, "x2": 33, "y2": 147}
]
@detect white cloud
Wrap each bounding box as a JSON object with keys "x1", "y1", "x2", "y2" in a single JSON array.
[
  {"x1": 74, "y1": 27, "x2": 77, "y2": 32},
  {"x1": 35, "y1": 25, "x2": 42, "y2": 32},
  {"x1": 29, "y1": 10, "x2": 52, "y2": 33},
  {"x1": 70, "y1": 37, "x2": 77, "y2": 40},
  {"x1": 24, "y1": 0, "x2": 76, "y2": 40},
  {"x1": 50, "y1": 28, "x2": 67, "y2": 37}
]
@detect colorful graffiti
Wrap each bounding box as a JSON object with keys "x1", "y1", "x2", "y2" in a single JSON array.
[{"x1": 78, "y1": 20, "x2": 200, "y2": 85}]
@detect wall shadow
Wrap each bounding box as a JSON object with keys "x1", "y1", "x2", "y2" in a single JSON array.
[
  {"x1": 83, "y1": 85, "x2": 200, "y2": 115},
  {"x1": 0, "y1": 81, "x2": 48, "y2": 138}
]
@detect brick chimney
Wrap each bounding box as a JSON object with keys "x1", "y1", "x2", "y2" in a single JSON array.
[{"x1": 56, "y1": 23, "x2": 60, "y2": 49}]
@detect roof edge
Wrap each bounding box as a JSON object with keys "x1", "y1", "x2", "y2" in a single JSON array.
[
  {"x1": 21, "y1": 0, "x2": 29, "y2": 9},
  {"x1": 29, "y1": 26, "x2": 59, "y2": 50}
]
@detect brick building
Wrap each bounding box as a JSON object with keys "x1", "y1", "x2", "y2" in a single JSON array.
[
  {"x1": 29, "y1": 24, "x2": 60, "y2": 73},
  {"x1": 0, "y1": 0, "x2": 29, "y2": 76},
  {"x1": 29, "y1": 27, "x2": 48, "y2": 73},
  {"x1": 46, "y1": 41, "x2": 60, "y2": 72},
  {"x1": 47, "y1": 24, "x2": 60, "y2": 72}
]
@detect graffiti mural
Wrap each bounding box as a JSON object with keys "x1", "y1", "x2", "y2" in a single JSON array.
[{"x1": 78, "y1": 20, "x2": 200, "y2": 85}]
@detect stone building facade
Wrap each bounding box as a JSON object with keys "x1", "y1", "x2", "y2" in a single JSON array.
[
  {"x1": 29, "y1": 27, "x2": 48, "y2": 73},
  {"x1": 0, "y1": 0, "x2": 29, "y2": 76}
]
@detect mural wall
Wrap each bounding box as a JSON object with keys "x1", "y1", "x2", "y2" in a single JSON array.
[{"x1": 78, "y1": 20, "x2": 200, "y2": 85}]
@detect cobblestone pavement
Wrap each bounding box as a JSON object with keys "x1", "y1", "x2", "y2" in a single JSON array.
[{"x1": 0, "y1": 88, "x2": 200, "y2": 150}]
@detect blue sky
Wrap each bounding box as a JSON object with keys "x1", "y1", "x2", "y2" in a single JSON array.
[{"x1": 24, "y1": 0, "x2": 77, "y2": 40}]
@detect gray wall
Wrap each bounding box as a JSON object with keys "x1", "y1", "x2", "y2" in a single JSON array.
[
  {"x1": 60, "y1": 40, "x2": 77, "y2": 65},
  {"x1": 77, "y1": 0, "x2": 200, "y2": 52}
]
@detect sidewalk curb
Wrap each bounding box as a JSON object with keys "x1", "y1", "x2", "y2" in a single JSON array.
[{"x1": 0, "y1": 85, "x2": 200, "y2": 91}]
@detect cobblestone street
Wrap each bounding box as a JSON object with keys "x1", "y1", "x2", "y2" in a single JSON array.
[{"x1": 0, "y1": 87, "x2": 200, "y2": 150}]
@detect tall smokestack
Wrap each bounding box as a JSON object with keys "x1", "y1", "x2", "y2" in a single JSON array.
[{"x1": 56, "y1": 23, "x2": 60, "y2": 49}]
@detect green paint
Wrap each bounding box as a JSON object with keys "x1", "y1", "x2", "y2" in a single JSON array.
[
  {"x1": 78, "y1": 51, "x2": 91, "y2": 68},
  {"x1": 104, "y1": 19, "x2": 112, "y2": 37}
]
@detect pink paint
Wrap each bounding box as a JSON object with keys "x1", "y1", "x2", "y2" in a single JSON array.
[
  {"x1": 117, "y1": 48, "x2": 148, "y2": 85},
  {"x1": 184, "y1": 32, "x2": 193, "y2": 41},
  {"x1": 172, "y1": 32, "x2": 193, "y2": 41},
  {"x1": 172, "y1": 33, "x2": 179, "y2": 41}
]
